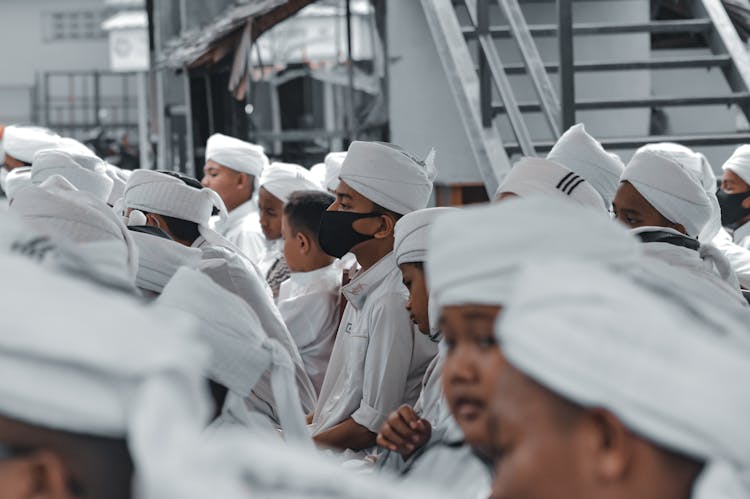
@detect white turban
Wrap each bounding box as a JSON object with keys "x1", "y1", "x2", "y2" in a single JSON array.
[
  {"x1": 0, "y1": 247, "x2": 212, "y2": 498},
  {"x1": 426, "y1": 196, "x2": 641, "y2": 310},
  {"x1": 124, "y1": 169, "x2": 227, "y2": 227},
  {"x1": 3, "y1": 166, "x2": 32, "y2": 201},
  {"x1": 105, "y1": 163, "x2": 131, "y2": 206},
  {"x1": 259, "y1": 162, "x2": 324, "y2": 204},
  {"x1": 496, "y1": 260, "x2": 750, "y2": 499},
  {"x1": 496, "y1": 157, "x2": 607, "y2": 212},
  {"x1": 205, "y1": 133, "x2": 268, "y2": 177},
  {"x1": 129, "y1": 229, "x2": 201, "y2": 294},
  {"x1": 2, "y1": 125, "x2": 61, "y2": 164},
  {"x1": 339, "y1": 141, "x2": 436, "y2": 215},
  {"x1": 622, "y1": 149, "x2": 712, "y2": 238},
  {"x1": 324, "y1": 151, "x2": 346, "y2": 191},
  {"x1": 158, "y1": 267, "x2": 310, "y2": 444},
  {"x1": 11, "y1": 176, "x2": 138, "y2": 289},
  {"x1": 394, "y1": 207, "x2": 457, "y2": 266},
  {"x1": 722, "y1": 144, "x2": 750, "y2": 185},
  {"x1": 31, "y1": 148, "x2": 113, "y2": 202},
  {"x1": 637, "y1": 143, "x2": 720, "y2": 243},
  {"x1": 547, "y1": 123, "x2": 625, "y2": 206},
  {"x1": 59, "y1": 137, "x2": 97, "y2": 157}
]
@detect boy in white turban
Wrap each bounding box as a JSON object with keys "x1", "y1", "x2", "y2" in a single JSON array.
[
  {"x1": 719, "y1": 144, "x2": 750, "y2": 249},
  {"x1": 310, "y1": 141, "x2": 438, "y2": 453},
  {"x1": 257, "y1": 162, "x2": 324, "y2": 299},
  {"x1": 201, "y1": 133, "x2": 268, "y2": 263}
]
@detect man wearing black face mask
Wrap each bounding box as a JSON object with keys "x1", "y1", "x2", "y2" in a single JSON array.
[
  {"x1": 310, "y1": 141, "x2": 439, "y2": 454},
  {"x1": 718, "y1": 145, "x2": 750, "y2": 249}
]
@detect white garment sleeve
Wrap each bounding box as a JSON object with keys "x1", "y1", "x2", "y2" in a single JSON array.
[
  {"x1": 351, "y1": 291, "x2": 415, "y2": 433},
  {"x1": 713, "y1": 228, "x2": 750, "y2": 288},
  {"x1": 232, "y1": 230, "x2": 267, "y2": 264}
]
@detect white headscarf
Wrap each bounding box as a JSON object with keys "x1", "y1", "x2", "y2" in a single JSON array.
[
  {"x1": 324, "y1": 151, "x2": 347, "y2": 191},
  {"x1": 0, "y1": 247, "x2": 212, "y2": 499},
  {"x1": 622, "y1": 150, "x2": 713, "y2": 238},
  {"x1": 259, "y1": 162, "x2": 324, "y2": 203},
  {"x1": 128, "y1": 229, "x2": 202, "y2": 294},
  {"x1": 58, "y1": 137, "x2": 97, "y2": 157},
  {"x1": 547, "y1": 123, "x2": 625, "y2": 206},
  {"x1": 426, "y1": 196, "x2": 641, "y2": 311},
  {"x1": 496, "y1": 260, "x2": 750, "y2": 499},
  {"x1": 11, "y1": 175, "x2": 138, "y2": 290},
  {"x1": 158, "y1": 268, "x2": 311, "y2": 445},
  {"x1": 339, "y1": 141, "x2": 436, "y2": 214},
  {"x1": 722, "y1": 144, "x2": 750, "y2": 186},
  {"x1": 205, "y1": 133, "x2": 268, "y2": 177},
  {"x1": 105, "y1": 163, "x2": 131, "y2": 206},
  {"x1": 31, "y1": 148, "x2": 114, "y2": 202},
  {"x1": 2, "y1": 125, "x2": 61, "y2": 164},
  {"x1": 495, "y1": 156, "x2": 607, "y2": 212},
  {"x1": 3, "y1": 166, "x2": 32, "y2": 201},
  {"x1": 394, "y1": 207, "x2": 457, "y2": 266},
  {"x1": 637, "y1": 142, "x2": 721, "y2": 243}
]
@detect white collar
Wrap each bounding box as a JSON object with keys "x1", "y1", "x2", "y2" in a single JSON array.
[
  {"x1": 733, "y1": 221, "x2": 750, "y2": 243},
  {"x1": 288, "y1": 263, "x2": 338, "y2": 286},
  {"x1": 342, "y1": 252, "x2": 397, "y2": 309}
]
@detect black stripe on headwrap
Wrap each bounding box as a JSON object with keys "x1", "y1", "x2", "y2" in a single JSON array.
[
  {"x1": 556, "y1": 172, "x2": 575, "y2": 190},
  {"x1": 566, "y1": 178, "x2": 587, "y2": 196}
]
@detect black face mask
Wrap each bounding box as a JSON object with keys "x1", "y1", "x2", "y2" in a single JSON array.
[
  {"x1": 717, "y1": 189, "x2": 750, "y2": 228},
  {"x1": 317, "y1": 210, "x2": 382, "y2": 258}
]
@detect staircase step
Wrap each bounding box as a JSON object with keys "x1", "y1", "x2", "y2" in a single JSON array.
[
  {"x1": 462, "y1": 19, "x2": 712, "y2": 39},
  {"x1": 492, "y1": 93, "x2": 750, "y2": 114},
  {"x1": 504, "y1": 132, "x2": 750, "y2": 154},
  {"x1": 502, "y1": 55, "x2": 731, "y2": 74}
]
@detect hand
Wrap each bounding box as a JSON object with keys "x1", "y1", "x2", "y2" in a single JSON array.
[
  {"x1": 306, "y1": 412, "x2": 314, "y2": 425},
  {"x1": 376, "y1": 404, "x2": 432, "y2": 460}
]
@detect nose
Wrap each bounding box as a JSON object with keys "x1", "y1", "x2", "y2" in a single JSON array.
[
  {"x1": 201, "y1": 176, "x2": 210, "y2": 188},
  {"x1": 327, "y1": 199, "x2": 339, "y2": 211},
  {"x1": 444, "y1": 346, "x2": 479, "y2": 385}
]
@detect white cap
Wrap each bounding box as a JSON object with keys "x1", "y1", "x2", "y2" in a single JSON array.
[
  {"x1": 31, "y1": 148, "x2": 114, "y2": 202},
  {"x1": 722, "y1": 144, "x2": 750, "y2": 186},
  {"x1": 105, "y1": 163, "x2": 131, "y2": 206},
  {"x1": 259, "y1": 162, "x2": 324, "y2": 204},
  {"x1": 394, "y1": 207, "x2": 457, "y2": 266},
  {"x1": 2, "y1": 125, "x2": 61, "y2": 164},
  {"x1": 323, "y1": 151, "x2": 347, "y2": 191},
  {"x1": 205, "y1": 133, "x2": 268, "y2": 177}
]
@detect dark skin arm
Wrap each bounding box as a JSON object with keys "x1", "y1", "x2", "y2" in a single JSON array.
[{"x1": 312, "y1": 417, "x2": 377, "y2": 451}]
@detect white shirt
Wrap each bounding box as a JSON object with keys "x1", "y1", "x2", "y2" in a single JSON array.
[
  {"x1": 732, "y1": 221, "x2": 750, "y2": 250},
  {"x1": 413, "y1": 348, "x2": 447, "y2": 429},
  {"x1": 213, "y1": 199, "x2": 266, "y2": 264},
  {"x1": 311, "y1": 252, "x2": 438, "y2": 441},
  {"x1": 277, "y1": 263, "x2": 342, "y2": 395},
  {"x1": 713, "y1": 227, "x2": 750, "y2": 289}
]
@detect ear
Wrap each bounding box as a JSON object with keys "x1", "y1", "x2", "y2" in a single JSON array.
[
  {"x1": 672, "y1": 223, "x2": 687, "y2": 235},
  {"x1": 144, "y1": 213, "x2": 163, "y2": 230},
  {"x1": 28, "y1": 450, "x2": 75, "y2": 499},
  {"x1": 742, "y1": 195, "x2": 750, "y2": 209},
  {"x1": 297, "y1": 231, "x2": 312, "y2": 255},
  {"x1": 373, "y1": 213, "x2": 396, "y2": 240},
  {"x1": 581, "y1": 408, "x2": 633, "y2": 484}
]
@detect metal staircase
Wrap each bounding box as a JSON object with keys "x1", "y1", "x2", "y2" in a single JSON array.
[{"x1": 421, "y1": 0, "x2": 750, "y2": 197}]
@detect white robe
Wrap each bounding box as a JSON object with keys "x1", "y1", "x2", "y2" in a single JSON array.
[
  {"x1": 311, "y1": 252, "x2": 437, "y2": 449},
  {"x1": 277, "y1": 263, "x2": 342, "y2": 395},
  {"x1": 713, "y1": 227, "x2": 750, "y2": 289},
  {"x1": 731, "y1": 221, "x2": 750, "y2": 250},
  {"x1": 213, "y1": 199, "x2": 266, "y2": 264}
]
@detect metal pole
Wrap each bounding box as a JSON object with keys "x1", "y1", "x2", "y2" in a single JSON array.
[
  {"x1": 136, "y1": 71, "x2": 150, "y2": 169},
  {"x1": 478, "y1": 0, "x2": 491, "y2": 128},
  {"x1": 346, "y1": 0, "x2": 355, "y2": 142},
  {"x1": 557, "y1": 0, "x2": 575, "y2": 130},
  {"x1": 152, "y1": 0, "x2": 167, "y2": 170}
]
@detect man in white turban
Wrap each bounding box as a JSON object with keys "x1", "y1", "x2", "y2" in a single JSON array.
[
  {"x1": 310, "y1": 141, "x2": 438, "y2": 454},
  {"x1": 547, "y1": 123, "x2": 625, "y2": 207},
  {"x1": 489, "y1": 260, "x2": 750, "y2": 499},
  {"x1": 1, "y1": 125, "x2": 61, "y2": 170},
  {"x1": 257, "y1": 161, "x2": 324, "y2": 299},
  {"x1": 494, "y1": 156, "x2": 607, "y2": 212},
  {"x1": 614, "y1": 149, "x2": 743, "y2": 303},
  {"x1": 718, "y1": 144, "x2": 750, "y2": 249},
  {"x1": 201, "y1": 133, "x2": 268, "y2": 263}
]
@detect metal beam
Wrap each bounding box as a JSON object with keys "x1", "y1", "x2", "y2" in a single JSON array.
[
  {"x1": 502, "y1": 54, "x2": 731, "y2": 74},
  {"x1": 462, "y1": 19, "x2": 712, "y2": 38},
  {"x1": 421, "y1": 0, "x2": 512, "y2": 196}
]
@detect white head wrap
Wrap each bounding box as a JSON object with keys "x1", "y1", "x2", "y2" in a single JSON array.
[
  {"x1": 496, "y1": 260, "x2": 750, "y2": 499},
  {"x1": 339, "y1": 141, "x2": 436, "y2": 215},
  {"x1": 123, "y1": 169, "x2": 227, "y2": 229},
  {"x1": 205, "y1": 133, "x2": 268, "y2": 177},
  {"x1": 11, "y1": 176, "x2": 138, "y2": 290},
  {"x1": 621, "y1": 150, "x2": 712, "y2": 238},
  {"x1": 722, "y1": 144, "x2": 750, "y2": 186},
  {"x1": 547, "y1": 123, "x2": 625, "y2": 206},
  {"x1": 105, "y1": 163, "x2": 131, "y2": 206},
  {"x1": 495, "y1": 157, "x2": 607, "y2": 212},
  {"x1": 324, "y1": 151, "x2": 347, "y2": 192},
  {"x1": 0, "y1": 247, "x2": 212, "y2": 498},
  {"x1": 58, "y1": 137, "x2": 97, "y2": 157},
  {"x1": 31, "y1": 148, "x2": 114, "y2": 202},
  {"x1": 2, "y1": 125, "x2": 61, "y2": 164},
  {"x1": 158, "y1": 268, "x2": 310, "y2": 444},
  {"x1": 394, "y1": 207, "x2": 457, "y2": 266},
  {"x1": 128, "y1": 229, "x2": 202, "y2": 294},
  {"x1": 3, "y1": 166, "x2": 32, "y2": 201},
  {"x1": 426, "y1": 196, "x2": 641, "y2": 311},
  {"x1": 259, "y1": 162, "x2": 324, "y2": 204}
]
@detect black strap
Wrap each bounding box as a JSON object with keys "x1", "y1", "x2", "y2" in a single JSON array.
[
  {"x1": 636, "y1": 230, "x2": 700, "y2": 251},
  {"x1": 127, "y1": 225, "x2": 173, "y2": 240}
]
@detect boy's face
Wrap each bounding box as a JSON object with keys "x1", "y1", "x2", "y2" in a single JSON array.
[
  {"x1": 328, "y1": 180, "x2": 388, "y2": 239},
  {"x1": 200, "y1": 161, "x2": 252, "y2": 212},
  {"x1": 258, "y1": 187, "x2": 284, "y2": 241},
  {"x1": 612, "y1": 181, "x2": 684, "y2": 233},
  {"x1": 721, "y1": 169, "x2": 750, "y2": 194},
  {"x1": 440, "y1": 304, "x2": 503, "y2": 454},
  {"x1": 399, "y1": 263, "x2": 429, "y2": 335},
  {"x1": 281, "y1": 214, "x2": 304, "y2": 272},
  {"x1": 488, "y1": 360, "x2": 589, "y2": 499}
]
